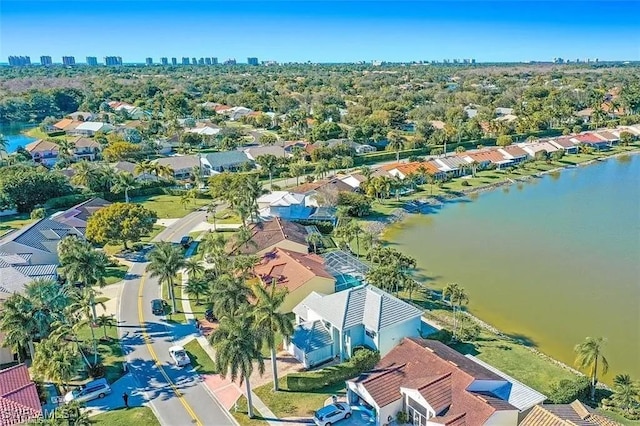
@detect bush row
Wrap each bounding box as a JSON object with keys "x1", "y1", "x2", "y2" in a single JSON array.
[{"x1": 285, "y1": 347, "x2": 380, "y2": 391}]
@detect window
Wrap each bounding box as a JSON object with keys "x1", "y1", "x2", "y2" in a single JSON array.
[
  {"x1": 323, "y1": 320, "x2": 332, "y2": 329},
  {"x1": 365, "y1": 328, "x2": 376, "y2": 339}
]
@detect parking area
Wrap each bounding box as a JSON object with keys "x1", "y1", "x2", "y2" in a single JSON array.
[{"x1": 342, "y1": 408, "x2": 376, "y2": 426}]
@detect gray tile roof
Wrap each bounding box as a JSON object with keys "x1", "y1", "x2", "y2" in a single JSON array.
[
  {"x1": 290, "y1": 320, "x2": 333, "y2": 352},
  {"x1": 0, "y1": 264, "x2": 57, "y2": 298},
  {"x1": 0, "y1": 218, "x2": 83, "y2": 254},
  {"x1": 204, "y1": 151, "x2": 251, "y2": 169},
  {"x1": 50, "y1": 197, "x2": 111, "y2": 228},
  {"x1": 297, "y1": 285, "x2": 423, "y2": 332}
]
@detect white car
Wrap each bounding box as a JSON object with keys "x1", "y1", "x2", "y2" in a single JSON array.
[
  {"x1": 64, "y1": 378, "x2": 111, "y2": 404},
  {"x1": 313, "y1": 403, "x2": 352, "y2": 426},
  {"x1": 169, "y1": 345, "x2": 191, "y2": 367}
]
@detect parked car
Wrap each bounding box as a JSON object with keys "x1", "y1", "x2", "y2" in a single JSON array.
[
  {"x1": 169, "y1": 345, "x2": 191, "y2": 367},
  {"x1": 313, "y1": 403, "x2": 352, "y2": 426},
  {"x1": 205, "y1": 308, "x2": 217, "y2": 322},
  {"x1": 151, "y1": 299, "x2": 165, "y2": 315},
  {"x1": 180, "y1": 236, "x2": 193, "y2": 248},
  {"x1": 64, "y1": 378, "x2": 111, "y2": 404}
]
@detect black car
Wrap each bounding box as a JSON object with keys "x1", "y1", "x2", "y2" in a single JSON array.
[
  {"x1": 180, "y1": 236, "x2": 193, "y2": 248},
  {"x1": 205, "y1": 308, "x2": 217, "y2": 322},
  {"x1": 151, "y1": 299, "x2": 165, "y2": 315}
]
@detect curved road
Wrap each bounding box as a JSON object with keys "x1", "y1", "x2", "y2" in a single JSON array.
[{"x1": 118, "y1": 210, "x2": 236, "y2": 426}]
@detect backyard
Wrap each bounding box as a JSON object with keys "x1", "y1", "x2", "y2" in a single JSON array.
[{"x1": 131, "y1": 193, "x2": 211, "y2": 219}]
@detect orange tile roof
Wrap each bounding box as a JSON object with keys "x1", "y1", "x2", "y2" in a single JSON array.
[
  {"x1": 464, "y1": 149, "x2": 508, "y2": 164},
  {"x1": 254, "y1": 248, "x2": 333, "y2": 293},
  {"x1": 25, "y1": 139, "x2": 59, "y2": 153},
  {"x1": 501, "y1": 145, "x2": 528, "y2": 157},
  {"x1": 53, "y1": 118, "x2": 73, "y2": 129},
  {"x1": 381, "y1": 161, "x2": 441, "y2": 176}
]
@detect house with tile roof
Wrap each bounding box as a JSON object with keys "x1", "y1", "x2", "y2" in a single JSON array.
[
  {"x1": 69, "y1": 121, "x2": 113, "y2": 137},
  {"x1": 155, "y1": 155, "x2": 201, "y2": 179},
  {"x1": 201, "y1": 151, "x2": 252, "y2": 174},
  {"x1": 548, "y1": 137, "x2": 579, "y2": 154},
  {"x1": 71, "y1": 136, "x2": 102, "y2": 161},
  {"x1": 253, "y1": 248, "x2": 335, "y2": 314},
  {"x1": 497, "y1": 144, "x2": 530, "y2": 164},
  {"x1": 53, "y1": 118, "x2": 82, "y2": 132},
  {"x1": 0, "y1": 364, "x2": 42, "y2": 425},
  {"x1": 244, "y1": 145, "x2": 288, "y2": 161},
  {"x1": 571, "y1": 133, "x2": 611, "y2": 150},
  {"x1": 25, "y1": 139, "x2": 59, "y2": 167},
  {"x1": 50, "y1": 197, "x2": 111, "y2": 231},
  {"x1": 226, "y1": 218, "x2": 310, "y2": 255},
  {"x1": 520, "y1": 400, "x2": 621, "y2": 426},
  {"x1": 347, "y1": 338, "x2": 546, "y2": 426},
  {"x1": 289, "y1": 285, "x2": 423, "y2": 368},
  {"x1": 0, "y1": 252, "x2": 58, "y2": 301},
  {"x1": 257, "y1": 191, "x2": 313, "y2": 220},
  {"x1": 462, "y1": 149, "x2": 514, "y2": 169},
  {"x1": 518, "y1": 141, "x2": 560, "y2": 158},
  {"x1": 291, "y1": 178, "x2": 355, "y2": 207},
  {"x1": 0, "y1": 218, "x2": 83, "y2": 265},
  {"x1": 594, "y1": 130, "x2": 620, "y2": 145}
]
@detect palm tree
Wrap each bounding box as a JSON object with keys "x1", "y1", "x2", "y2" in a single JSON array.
[
  {"x1": 314, "y1": 160, "x2": 329, "y2": 179},
  {"x1": 232, "y1": 255, "x2": 258, "y2": 279},
  {"x1": 403, "y1": 277, "x2": 419, "y2": 302},
  {"x1": 256, "y1": 154, "x2": 279, "y2": 188},
  {"x1": 209, "y1": 275, "x2": 251, "y2": 317},
  {"x1": 306, "y1": 233, "x2": 323, "y2": 254},
  {"x1": 185, "y1": 279, "x2": 210, "y2": 305},
  {"x1": 111, "y1": 172, "x2": 138, "y2": 203},
  {"x1": 574, "y1": 336, "x2": 609, "y2": 400},
  {"x1": 184, "y1": 258, "x2": 205, "y2": 279},
  {"x1": 442, "y1": 283, "x2": 469, "y2": 339},
  {"x1": 146, "y1": 242, "x2": 186, "y2": 314},
  {"x1": 95, "y1": 314, "x2": 115, "y2": 340},
  {"x1": 32, "y1": 338, "x2": 81, "y2": 393},
  {"x1": 288, "y1": 161, "x2": 305, "y2": 186},
  {"x1": 235, "y1": 226, "x2": 257, "y2": 251},
  {"x1": 611, "y1": 374, "x2": 640, "y2": 414},
  {"x1": 209, "y1": 310, "x2": 264, "y2": 418},
  {"x1": 71, "y1": 161, "x2": 97, "y2": 188},
  {"x1": 0, "y1": 134, "x2": 8, "y2": 152},
  {"x1": 252, "y1": 282, "x2": 293, "y2": 391},
  {"x1": 0, "y1": 294, "x2": 34, "y2": 361},
  {"x1": 386, "y1": 131, "x2": 405, "y2": 163}
]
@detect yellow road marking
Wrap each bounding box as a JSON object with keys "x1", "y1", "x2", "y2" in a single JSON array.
[{"x1": 138, "y1": 274, "x2": 203, "y2": 426}]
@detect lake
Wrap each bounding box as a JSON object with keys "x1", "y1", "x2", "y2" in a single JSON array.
[
  {"x1": 0, "y1": 122, "x2": 37, "y2": 152},
  {"x1": 385, "y1": 155, "x2": 640, "y2": 383}
]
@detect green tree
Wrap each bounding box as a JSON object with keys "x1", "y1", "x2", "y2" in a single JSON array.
[
  {"x1": 111, "y1": 172, "x2": 138, "y2": 203},
  {"x1": 32, "y1": 338, "x2": 82, "y2": 393},
  {"x1": 0, "y1": 164, "x2": 70, "y2": 212},
  {"x1": 185, "y1": 279, "x2": 209, "y2": 305},
  {"x1": 496, "y1": 134, "x2": 513, "y2": 147},
  {"x1": 146, "y1": 242, "x2": 186, "y2": 313},
  {"x1": 574, "y1": 336, "x2": 609, "y2": 400},
  {"x1": 386, "y1": 130, "x2": 405, "y2": 163},
  {"x1": 252, "y1": 282, "x2": 293, "y2": 391},
  {"x1": 311, "y1": 122, "x2": 342, "y2": 141},
  {"x1": 86, "y1": 202, "x2": 157, "y2": 250},
  {"x1": 288, "y1": 161, "x2": 306, "y2": 186},
  {"x1": 95, "y1": 314, "x2": 115, "y2": 340},
  {"x1": 611, "y1": 374, "x2": 640, "y2": 414},
  {"x1": 256, "y1": 154, "x2": 279, "y2": 188},
  {"x1": 306, "y1": 233, "x2": 323, "y2": 254},
  {"x1": 184, "y1": 258, "x2": 205, "y2": 279},
  {"x1": 619, "y1": 131, "x2": 634, "y2": 146},
  {"x1": 442, "y1": 283, "x2": 469, "y2": 339},
  {"x1": 209, "y1": 311, "x2": 264, "y2": 419},
  {"x1": 209, "y1": 275, "x2": 251, "y2": 317},
  {"x1": 260, "y1": 133, "x2": 278, "y2": 145},
  {"x1": 102, "y1": 141, "x2": 142, "y2": 162}
]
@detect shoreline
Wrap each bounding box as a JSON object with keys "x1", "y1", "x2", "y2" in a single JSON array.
[{"x1": 374, "y1": 147, "x2": 640, "y2": 389}]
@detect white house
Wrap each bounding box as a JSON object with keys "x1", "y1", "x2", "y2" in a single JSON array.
[
  {"x1": 257, "y1": 191, "x2": 312, "y2": 220},
  {"x1": 346, "y1": 338, "x2": 546, "y2": 426},
  {"x1": 70, "y1": 122, "x2": 113, "y2": 136},
  {"x1": 288, "y1": 285, "x2": 423, "y2": 368}
]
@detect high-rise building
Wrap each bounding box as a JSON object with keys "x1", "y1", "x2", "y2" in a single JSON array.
[
  {"x1": 205, "y1": 57, "x2": 212, "y2": 65},
  {"x1": 161, "y1": 57, "x2": 168, "y2": 65},
  {"x1": 171, "y1": 57, "x2": 177, "y2": 65},
  {"x1": 104, "y1": 56, "x2": 123, "y2": 66},
  {"x1": 8, "y1": 56, "x2": 31, "y2": 66},
  {"x1": 86, "y1": 56, "x2": 98, "y2": 66},
  {"x1": 182, "y1": 57, "x2": 190, "y2": 65},
  {"x1": 40, "y1": 56, "x2": 52, "y2": 66},
  {"x1": 211, "y1": 57, "x2": 218, "y2": 65},
  {"x1": 145, "y1": 57, "x2": 153, "y2": 66},
  {"x1": 62, "y1": 56, "x2": 76, "y2": 66},
  {"x1": 224, "y1": 58, "x2": 237, "y2": 65},
  {"x1": 198, "y1": 57, "x2": 205, "y2": 65},
  {"x1": 191, "y1": 57, "x2": 197, "y2": 65},
  {"x1": 247, "y1": 57, "x2": 259, "y2": 66}
]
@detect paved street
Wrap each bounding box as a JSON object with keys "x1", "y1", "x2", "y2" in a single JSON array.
[{"x1": 117, "y1": 210, "x2": 236, "y2": 426}]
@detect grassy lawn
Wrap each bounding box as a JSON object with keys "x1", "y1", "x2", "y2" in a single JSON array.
[
  {"x1": 91, "y1": 406, "x2": 160, "y2": 426},
  {"x1": 232, "y1": 396, "x2": 271, "y2": 426},
  {"x1": 75, "y1": 321, "x2": 124, "y2": 384},
  {"x1": 183, "y1": 339, "x2": 217, "y2": 375},
  {"x1": 404, "y1": 290, "x2": 576, "y2": 396},
  {"x1": 132, "y1": 194, "x2": 210, "y2": 219},
  {"x1": 0, "y1": 213, "x2": 34, "y2": 236},
  {"x1": 104, "y1": 265, "x2": 128, "y2": 285},
  {"x1": 252, "y1": 378, "x2": 345, "y2": 419},
  {"x1": 595, "y1": 409, "x2": 640, "y2": 426},
  {"x1": 160, "y1": 274, "x2": 187, "y2": 323},
  {"x1": 260, "y1": 333, "x2": 284, "y2": 358},
  {"x1": 208, "y1": 208, "x2": 242, "y2": 225}
]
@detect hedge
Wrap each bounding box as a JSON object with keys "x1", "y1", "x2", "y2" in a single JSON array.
[
  {"x1": 285, "y1": 347, "x2": 380, "y2": 391},
  {"x1": 44, "y1": 193, "x2": 93, "y2": 210},
  {"x1": 355, "y1": 148, "x2": 429, "y2": 166},
  {"x1": 292, "y1": 219, "x2": 334, "y2": 234}
]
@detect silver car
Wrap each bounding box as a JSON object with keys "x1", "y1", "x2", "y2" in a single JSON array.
[
  {"x1": 313, "y1": 403, "x2": 352, "y2": 426},
  {"x1": 64, "y1": 378, "x2": 111, "y2": 404},
  {"x1": 169, "y1": 345, "x2": 191, "y2": 367}
]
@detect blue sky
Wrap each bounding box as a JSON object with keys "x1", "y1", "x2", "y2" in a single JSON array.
[{"x1": 1, "y1": 1, "x2": 639, "y2": 63}]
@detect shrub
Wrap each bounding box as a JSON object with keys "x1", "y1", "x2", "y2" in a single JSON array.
[
  {"x1": 547, "y1": 376, "x2": 590, "y2": 403},
  {"x1": 30, "y1": 207, "x2": 46, "y2": 219},
  {"x1": 44, "y1": 193, "x2": 92, "y2": 210},
  {"x1": 285, "y1": 348, "x2": 380, "y2": 391},
  {"x1": 337, "y1": 192, "x2": 372, "y2": 217},
  {"x1": 461, "y1": 180, "x2": 471, "y2": 187},
  {"x1": 427, "y1": 329, "x2": 453, "y2": 344},
  {"x1": 457, "y1": 317, "x2": 481, "y2": 342},
  {"x1": 293, "y1": 220, "x2": 334, "y2": 234},
  {"x1": 87, "y1": 362, "x2": 106, "y2": 378},
  {"x1": 396, "y1": 411, "x2": 409, "y2": 424}
]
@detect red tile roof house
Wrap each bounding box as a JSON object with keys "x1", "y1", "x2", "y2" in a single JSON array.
[
  {"x1": 346, "y1": 338, "x2": 546, "y2": 426},
  {"x1": 0, "y1": 364, "x2": 42, "y2": 425},
  {"x1": 571, "y1": 133, "x2": 611, "y2": 150},
  {"x1": 548, "y1": 137, "x2": 579, "y2": 154}
]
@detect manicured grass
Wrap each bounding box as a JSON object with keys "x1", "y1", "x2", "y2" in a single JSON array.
[
  {"x1": 253, "y1": 378, "x2": 345, "y2": 419},
  {"x1": 232, "y1": 396, "x2": 271, "y2": 426},
  {"x1": 0, "y1": 213, "x2": 34, "y2": 236},
  {"x1": 91, "y1": 406, "x2": 160, "y2": 426},
  {"x1": 183, "y1": 339, "x2": 217, "y2": 375},
  {"x1": 595, "y1": 409, "x2": 640, "y2": 426},
  {"x1": 403, "y1": 291, "x2": 576, "y2": 396},
  {"x1": 160, "y1": 274, "x2": 186, "y2": 323},
  {"x1": 104, "y1": 265, "x2": 128, "y2": 285},
  {"x1": 24, "y1": 127, "x2": 51, "y2": 139},
  {"x1": 208, "y1": 208, "x2": 242, "y2": 225},
  {"x1": 76, "y1": 321, "x2": 124, "y2": 384},
  {"x1": 260, "y1": 333, "x2": 284, "y2": 358},
  {"x1": 132, "y1": 194, "x2": 210, "y2": 219}
]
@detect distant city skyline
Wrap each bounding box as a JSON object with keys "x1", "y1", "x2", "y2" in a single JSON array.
[{"x1": 1, "y1": 1, "x2": 639, "y2": 63}]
